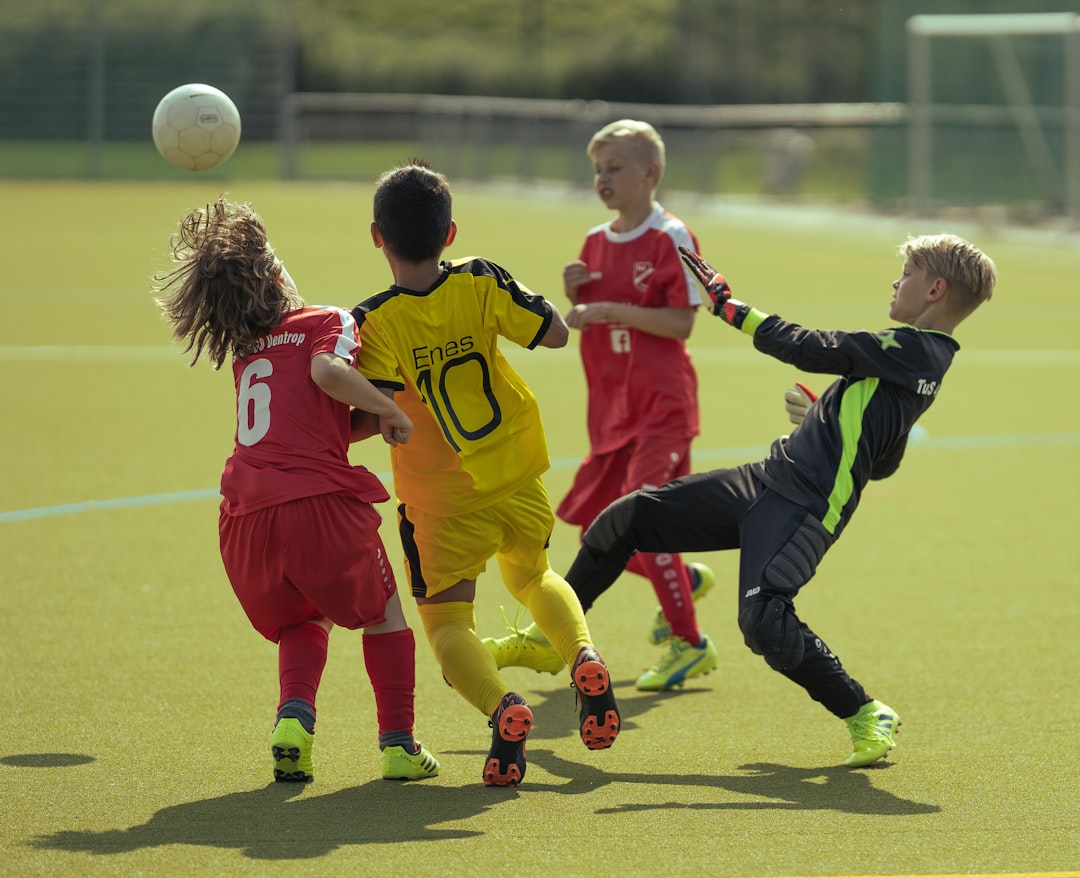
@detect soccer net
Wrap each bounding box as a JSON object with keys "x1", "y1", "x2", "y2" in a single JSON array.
[{"x1": 906, "y1": 12, "x2": 1080, "y2": 223}]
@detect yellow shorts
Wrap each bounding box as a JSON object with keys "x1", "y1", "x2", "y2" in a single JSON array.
[{"x1": 397, "y1": 477, "x2": 556, "y2": 599}]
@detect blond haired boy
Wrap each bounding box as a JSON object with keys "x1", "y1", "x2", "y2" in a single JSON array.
[
  {"x1": 486, "y1": 119, "x2": 720, "y2": 692},
  {"x1": 563, "y1": 233, "x2": 996, "y2": 766}
]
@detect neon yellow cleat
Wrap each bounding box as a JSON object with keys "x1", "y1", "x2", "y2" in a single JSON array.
[
  {"x1": 381, "y1": 742, "x2": 440, "y2": 780},
  {"x1": 482, "y1": 610, "x2": 566, "y2": 675},
  {"x1": 271, "y1": 718, "x2": 314, "y2": 783},
  {"x1": 844, "y1": 700, "x2": 901, "y2": 767},
  {"x1": 635, "y1": 634, "x2": 718, "y2": 691},
  {"x1": 647, "y1": 562, "x2": 716, "y2": 645}
]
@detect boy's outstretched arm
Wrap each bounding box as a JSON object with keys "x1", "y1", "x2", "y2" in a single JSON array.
[{"x1": 678, "y1": 245, "x2": 767, "y2": 335}]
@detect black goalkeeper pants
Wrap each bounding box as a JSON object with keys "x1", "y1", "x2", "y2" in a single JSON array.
[{"x1": 565, "y1": 463, "x2": 870, "y2": 719}]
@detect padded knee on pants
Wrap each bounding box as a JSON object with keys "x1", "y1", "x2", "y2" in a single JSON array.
[
  {"x1": 764, "y1": 514, "x2": 831, "y2": 594},
  {"x1": 738, "y1": 596, "x2": 805, "y2": 671}
]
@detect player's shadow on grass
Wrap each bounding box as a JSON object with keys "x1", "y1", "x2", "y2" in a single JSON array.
[
  {"x1": 526, "y1": 748, "x2": 939, "y2": 816},
  {"x1": 1, "y1": 753, "x2": 95, "y2": 768},
  {"x1": 28, "y1": 754, "x2": 935, "y2": 861},
  {"x1": 445, "y1": 680, "x2": 934, "y2": 817},
  {"x1": 29, "y1": 779, "x2": 509, "y2": 861},
  {"x1": 518, "y1": 674, "x2": 713, "y2": 742}
]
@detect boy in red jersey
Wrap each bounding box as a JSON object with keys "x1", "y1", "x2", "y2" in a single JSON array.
[
  {"x1": 352, "y1": 160, "x2": 620, "y2": 787},
  {"x1": 153, "y1": 197, "x2": 439, "y2": 784},
  {"x1": 484, "y1": 119, "x2": 718, "y2": 692}
]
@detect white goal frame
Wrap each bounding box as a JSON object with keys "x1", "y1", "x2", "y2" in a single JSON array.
[{"x1": 907, "y1": 12, "x2": 1080, "y2": 222}]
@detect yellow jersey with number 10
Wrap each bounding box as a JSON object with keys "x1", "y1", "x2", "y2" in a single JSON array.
[{"x1": 353, "y1": 257, "x2": 554, "y2": 518}]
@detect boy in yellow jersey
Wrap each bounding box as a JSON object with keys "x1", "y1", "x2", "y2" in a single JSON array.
[{"x1": 351, "y1": 159, "x2": 620, "y2": 787}]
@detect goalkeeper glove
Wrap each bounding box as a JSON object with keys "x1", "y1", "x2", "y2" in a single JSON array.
[
  {"x1": 784, "y1": 381, "x2": 818, "y2": 426},
  {"x1": 679, "y1": 245, "x2": 751, "y2": 328}
]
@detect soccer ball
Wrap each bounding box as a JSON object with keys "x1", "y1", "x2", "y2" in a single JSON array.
[{"x1": 151, "y1": 84, "x2": 241, "y2": 171}]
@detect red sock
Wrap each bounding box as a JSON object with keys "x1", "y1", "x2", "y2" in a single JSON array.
[
  {"x1": 628, "y1": 551, "x2": 701, "y2": 644},
  {"x1": 362, "y1": 628, "x2": 416, "y2": 736},
  {"x1": 277, "y1": 622, "x2": 329, "y2": 718}
]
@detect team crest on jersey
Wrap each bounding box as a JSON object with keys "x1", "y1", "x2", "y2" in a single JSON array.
[{"x1": 633, "y1": 261, "x2": 654, "y2": 291}]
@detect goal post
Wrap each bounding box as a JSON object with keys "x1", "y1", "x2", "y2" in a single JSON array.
[{"x1": 906, "y1": 12, "x2": 1080, "y2": 223}]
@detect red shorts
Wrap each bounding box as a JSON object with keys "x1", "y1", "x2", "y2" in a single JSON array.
[
  {"x1": 219, "y1": 493, "x2": 396, "y2": 642},
  {"x1": 557, "y1": 434, "x2": 692, "y2": 529}
]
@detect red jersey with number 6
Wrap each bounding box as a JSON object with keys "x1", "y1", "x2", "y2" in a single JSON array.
[
  {"x1": 219, "y1": 305, "x2": 389, "y2": 516},
  {"x1": 576, "y1": 204, "x2": 702, "y2": 454}
]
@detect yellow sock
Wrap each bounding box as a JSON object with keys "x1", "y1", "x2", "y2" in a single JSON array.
[
  {"x1": 416, "y1": 601, "x2": 508, "y2": 717},
  {"x1": 505, "y1": 567, "x2": 591, "y2": 665}
]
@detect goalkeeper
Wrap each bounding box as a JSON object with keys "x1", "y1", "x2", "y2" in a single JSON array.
[{"x1": 561, "y1": 233, "x2": 997, "y2": 766}]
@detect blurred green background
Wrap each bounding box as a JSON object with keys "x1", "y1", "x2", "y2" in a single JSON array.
[
  {"x1": 0, "y1": 178, "x2": 1078, "y2": 876},
  {"x1": 3, "y1": 0, "x2": 1080, "y2": 873},
  {"x1": 6, "y1": 0, "x2": 1080, "y2": 219}
]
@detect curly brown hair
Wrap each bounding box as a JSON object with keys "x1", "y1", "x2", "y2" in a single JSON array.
[{"x1": 153, "y1": 197, "x2": 301, "y2": 368}]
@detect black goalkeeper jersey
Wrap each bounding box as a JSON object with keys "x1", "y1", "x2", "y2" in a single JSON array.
[{"x1": 746, "y1": 315, "x2": 960, "y2": 538}]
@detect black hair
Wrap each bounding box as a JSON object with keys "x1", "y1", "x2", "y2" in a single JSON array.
[{"x1": 372, "y1": 158, "x2": 452, "y2": 263}]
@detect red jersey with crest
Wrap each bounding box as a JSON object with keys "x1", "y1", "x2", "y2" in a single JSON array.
[
  {"x1": 219, "y1": 305, "x2": 389, "y2": 517},
  {"x1": 575, "y1": 203, "x2": 702, "y2": 453}
]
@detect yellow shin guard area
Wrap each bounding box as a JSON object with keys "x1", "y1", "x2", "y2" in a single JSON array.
[
  {"x1": 416, "y1": 600, "x2": 508, "y2": 716},
  {"x1": 505, "y1": 567, "x2": 591, "y2": 664}
]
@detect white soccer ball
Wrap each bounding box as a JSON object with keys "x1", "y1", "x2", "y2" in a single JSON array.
[{"x1": 151, "y1": 83, "x2": 241, "y2": 172}]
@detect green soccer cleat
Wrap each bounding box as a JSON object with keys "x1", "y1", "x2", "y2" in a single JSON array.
[
  {"x1": 844, "y1": 700, "x2": 901, "y2": 767},
  {"x1": 482, "y1": 611, "x2": 566, "y2": 675},
  {"x1": 647, "y1": 561, "x2": 716, "y2": 645},
  {"x1": 635, "y1": 634, "x2": 718, "y2": 691},
  {"x1": 271, "y1": 717, "x2": 314, "y2": 783},
  {"x1": 381, "y1": 742, "x2": 440, "y2": 780}
]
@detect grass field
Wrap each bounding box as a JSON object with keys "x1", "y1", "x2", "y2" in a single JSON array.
[{"x1": 1, "y1": 178, "x2": 1078, "y2": 878}]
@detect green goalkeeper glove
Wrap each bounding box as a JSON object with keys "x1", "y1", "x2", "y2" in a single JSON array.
[
  {"x1": 784, "y1": 381, "x2": 818, "y2": 425},
  {"x1": 678, "y1": 245, "x2": 751, "y2": 328}
]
